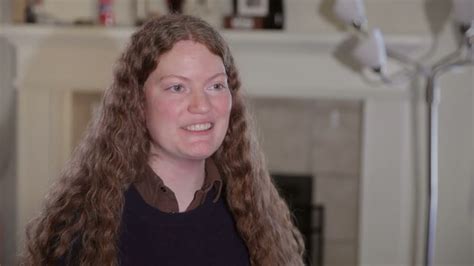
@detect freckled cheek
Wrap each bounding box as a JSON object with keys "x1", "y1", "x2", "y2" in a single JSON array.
[
  {"x1": 214, "y1": 93, "x2": 233, "y2": 117},
  {"x1": 147, "y1": 100, "x2": 181, "y2": 129}
]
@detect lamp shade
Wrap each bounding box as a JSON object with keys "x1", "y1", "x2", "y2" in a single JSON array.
[
  {"x1": 452, "y1": 0, "x2": 474, "y2": 25},
  {"x1": 353, "y1": 28, "x2": 387, "y2": 71},
  {"x1": 333, "y1": 0, "x2": 367, "y2": 27}
]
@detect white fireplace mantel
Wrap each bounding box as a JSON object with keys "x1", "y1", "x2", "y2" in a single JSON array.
[
  {"x1": 1, "y1": 25, "x2": 423, "y2": 265},
  {"x1": 1, "y1": 25, "x2": 424, "y2": 99}
]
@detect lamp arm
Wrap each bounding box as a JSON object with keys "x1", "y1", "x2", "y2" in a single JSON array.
[{"x1": 432, "y1": 58, "x2": 474, "y2": 80}]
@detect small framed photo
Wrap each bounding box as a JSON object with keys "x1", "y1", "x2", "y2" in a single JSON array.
[{"x1": 237, "y1": 0, "x2": 269, "y2": 17}]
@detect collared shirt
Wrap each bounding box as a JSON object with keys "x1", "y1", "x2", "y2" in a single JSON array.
[{"x1": 134, "y1": 159, "x2": 223, "y2": 213}]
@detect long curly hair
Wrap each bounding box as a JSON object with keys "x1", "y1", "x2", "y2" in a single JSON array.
[{"x1": 21, "y1": 14, "x2": 305, "y2": 266}]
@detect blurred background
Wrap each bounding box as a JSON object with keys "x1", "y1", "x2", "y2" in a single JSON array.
[{"x1": 0, "y1": 0, "x2": 473, "y2": 265}]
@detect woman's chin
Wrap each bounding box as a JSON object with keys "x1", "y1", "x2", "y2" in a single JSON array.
[{"x1": 182, "y1": 146, "x2": 218, "y2": 161}]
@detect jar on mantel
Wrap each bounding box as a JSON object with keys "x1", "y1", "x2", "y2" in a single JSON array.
[{"x1": 99, "y1": 0, "x2": 115, "y2": 26}]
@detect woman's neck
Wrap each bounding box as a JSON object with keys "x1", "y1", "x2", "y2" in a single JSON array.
[{"x1": 148, "y1": 154, "x2": 206, "y2": 212}]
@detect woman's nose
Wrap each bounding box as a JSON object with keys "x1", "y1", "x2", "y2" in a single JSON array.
[{"x1": 188, "y1": 89, "x2": 211, "y2": 113}]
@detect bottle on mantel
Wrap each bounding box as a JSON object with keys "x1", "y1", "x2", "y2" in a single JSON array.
[
  {"x1": 225, "y1": 0, "x2": 284, "y2": 30},
  {"x1": 99, "y1": 0, "x2": 115, "y2": 26}
]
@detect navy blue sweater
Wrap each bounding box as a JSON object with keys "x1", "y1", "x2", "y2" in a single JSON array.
[{"x1": 118, "y1": 185, "x2": 251, "y2": 266}]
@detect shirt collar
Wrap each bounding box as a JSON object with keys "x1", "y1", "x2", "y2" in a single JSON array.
[{"x1": 134, "y1": 159, "x2": 223, "y2": 212}]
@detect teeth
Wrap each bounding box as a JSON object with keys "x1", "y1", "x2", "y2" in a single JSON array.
[{"x1": 185, "y1": 123, "x2": 212, "y2": 131}]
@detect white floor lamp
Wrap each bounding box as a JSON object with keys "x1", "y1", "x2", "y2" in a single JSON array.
[{"x1": 329, "y1": 1, "x2": 474, "y2": 266}]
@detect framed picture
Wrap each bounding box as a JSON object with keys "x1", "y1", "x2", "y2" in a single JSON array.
[
  {"x1": 12, "y1": 0, "x2": 27, "y2": 23},
  {"x1": 237, "y1": 0, "x2": 269, "y2": 17}
]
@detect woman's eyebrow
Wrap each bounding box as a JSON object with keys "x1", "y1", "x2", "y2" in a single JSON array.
[
  {"x1": 159, "y1": 74, "x2": 190, "y2": 82},
  {"x1": 205, "y1": 72, "x2": 227, "y2": 83},
  {"x1": 159, "y1": 72, "x2": 227, "y2": 83}
]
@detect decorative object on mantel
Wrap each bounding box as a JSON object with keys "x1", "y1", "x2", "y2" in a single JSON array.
[
  {"x1": 182, "y1": 0, "x2": 224, "y2": 29},
  {"x1": 13, "y1": 0, "x2": 27, "y2": 23},
  {"x1": 135, "y1": 0, "x2": 193, "y2": 26},
  {"x1": 326, "y1": 1, "x2": 474, "y2": 266},
  {"x1": 224, "y1": 0, "x2": 284, "y2": 30},
  {"x1": 24, "y1": 0, "x2": 48, "y2": 24},
  {"x1": 98, "y1": 0, "x2": 115, "y2": 26},
  {"x1": 166, "y1": 0, "x2": 185, "y2": 13},
  {"x1": 25, "y1": 4, "x2": 37, "y2": 23}
]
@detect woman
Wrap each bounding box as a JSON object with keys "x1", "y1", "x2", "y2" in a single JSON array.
[{"x1": 22, "y1": 14, "x2": 305, "y2": 265}]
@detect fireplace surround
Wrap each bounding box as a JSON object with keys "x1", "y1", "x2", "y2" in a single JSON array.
[{"x1": 0, "y1": 25, "x2": 422, "y2": 265}]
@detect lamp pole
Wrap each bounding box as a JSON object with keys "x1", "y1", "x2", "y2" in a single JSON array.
[
  {"x1": 425, "y1": 70, "x2": 439, "y2": 266},
  {"x1": 424, "y1": 56, "x2": 473, "y2": 266}
]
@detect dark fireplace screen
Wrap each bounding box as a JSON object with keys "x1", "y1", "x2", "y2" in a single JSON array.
[{"x1": 271, "y1": 174, "x2": 324, "y2": 266}]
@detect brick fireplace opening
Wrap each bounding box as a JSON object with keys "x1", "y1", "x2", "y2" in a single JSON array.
[{"x1": 252, "y1": 97, "x2": 363, "y2": 265}]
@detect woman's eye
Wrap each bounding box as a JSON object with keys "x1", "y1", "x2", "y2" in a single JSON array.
[
  {"x1": 167, "y1": 84, "x2": 185, "y2": 92},
  {"x1": 210, "y1": 83, "x2": 227, "y2": 90}
]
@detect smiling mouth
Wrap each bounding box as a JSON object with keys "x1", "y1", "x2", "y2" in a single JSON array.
[{"x1": 184, "y1": 122, "x2": 213, "y2": 132}]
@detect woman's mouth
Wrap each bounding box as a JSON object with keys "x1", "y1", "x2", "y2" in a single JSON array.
[{"x1": 184, "y1": 122, "x2": 213, "y2": 132}]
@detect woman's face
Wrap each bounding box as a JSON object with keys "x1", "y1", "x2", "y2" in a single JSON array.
[{"x1": 144, "y1": 40, "x2": 232, "y2": 162}]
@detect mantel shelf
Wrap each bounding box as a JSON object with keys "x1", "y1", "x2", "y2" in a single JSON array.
[
  {"x1": 0, "y1": 25, "x2": 426, "y2": 100},
  {"x1": 0, "y1": 24, "x2": 425, "y2": 51}
]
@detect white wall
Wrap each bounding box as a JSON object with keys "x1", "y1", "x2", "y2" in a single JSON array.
[
  {"x1": 360, "y1": 98, "x2": 416, "y2": 266},
  {"x1": 436, "y1": 65, "x2": 473, "y2": 266},
  {"x1": 1, "y1": 2, "x2": 16, "y2": 264},
  {"x1": 0, "y1": 0, "x2": 11, "y2": 23},
  {"x1": 0, "y1": 38, "x2": 17, "y2": 266}
]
